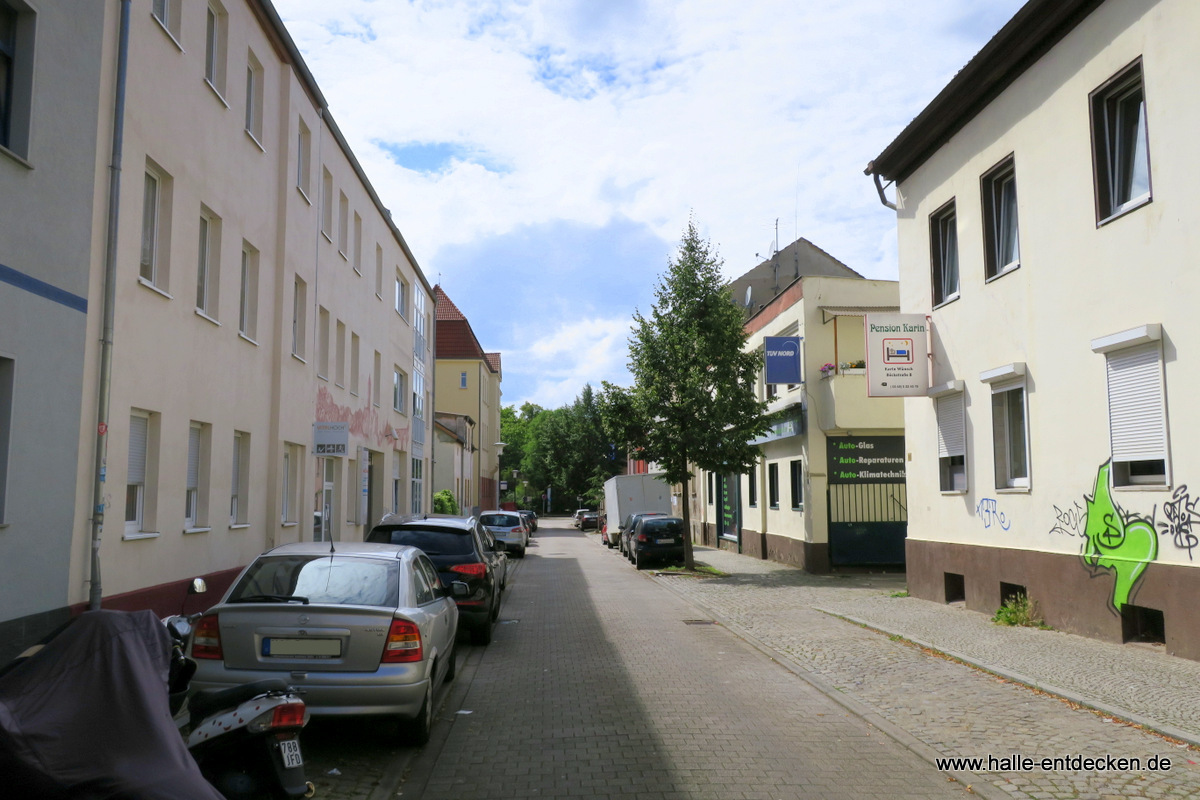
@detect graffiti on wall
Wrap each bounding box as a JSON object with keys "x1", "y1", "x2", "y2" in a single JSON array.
[
  {"x1": 975, "y1": 498, "x2": 1011, "y2": 531},
  {"x1": 1079, "y1": 462, "x2": 1157, "y2": 612},
  {"x1": 1159, "y1": 486, "x2": 1200, "y2": 560}
]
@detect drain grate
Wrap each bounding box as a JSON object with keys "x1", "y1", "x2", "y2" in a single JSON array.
[{"x1": 682, "y1": 619, "x2": 716, "y2": 625}]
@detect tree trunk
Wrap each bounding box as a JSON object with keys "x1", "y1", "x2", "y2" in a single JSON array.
[{"x1": 681, "y1": 475, "x2": 694, "y2": 570}]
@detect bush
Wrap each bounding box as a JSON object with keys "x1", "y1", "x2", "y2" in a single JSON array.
[
  {"x1": 432, "y1": 490, "x2": 459, "y2": 515},
  {"x1": 992, "y1": 594, "x2": 1048, "y2": 628}
]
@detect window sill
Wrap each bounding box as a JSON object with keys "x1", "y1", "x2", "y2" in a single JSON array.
[
  {"x1": 932, "y1": 294, "x2": 960, "y2": 311},
  {"x1": 353, "y1": 267, "x2": 362, "y2": 277},
  {"x1": 297, "y1": 186, "x2": 312, "y2": 205},
  {"x1": 151, "y1": 14, "x2": 184, "y2": 51},
  {"x1": 137, "y1": 277, "x2": 173, "y2": 300},
  {"x1": 291, "y1": 353, "x2": 307, "y2": 364},
  {"x1": 183, "y1": 526, "x2": 211, "y2": 535},
  {"x1": 940, "y1": 490, "x2": 969, "y2": 496},
  {"x1": 317, "y1": 373, "x2": 329, "y2": 382},
  {"x1": 791, "y1": 506, "x2": 804, "y2": 512},
  {"x1": 238, "y1": 332, "x2": 259, "y2": 346},
  {"x1": 349, "y1": 391, "x2": 358, "y2": 398},
  {"x1": 203, "y1": 78, "x2": 229, "y2": 108},
  {"x1": 321, "y1": 231, "x2": 333, "y2": 244},
  {"x1": 245, "y1": 129, "x2": 265, "y2": 152},
  {"x1": 229, "y1": 523, "x2": 250, "y2": 530},
  {"x1": 335, "y1": 382, "x2": 345, "y2": 389},
  {"x1": 375, "y1": 292, "x2": 383, "y2": 301},
  {"x1": 985, "y1": 262, "x2": 1020, "y2": 284},
  {"x1": 995, "y1": 487, "x2": 1030, "y2": 495},
  {"x1": 1098, "y1": 194, "x2": 1151, "y2": 227},
  {"x1": 123, "y1": 531, "x2": 160, "y2": 541},
  {"x1": 195, "y1": 308, "x2": 221, "y2": 326},
  {"x1": 339, "y1": 250, "x2": 348, "y2": 261},
  {"x1": 0, "y1": 143, "x2": 33, "y2": 169},
  {"x1": 1112, "y1": 484, "x2": 1170, "y2": 493},
  {"x1": 281, "y1": 521, "x2": 298, "y2": 528}
]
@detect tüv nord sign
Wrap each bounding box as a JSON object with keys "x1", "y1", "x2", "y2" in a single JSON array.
[{"x1": 764, "y1": 336, "x2": 802, "y2": 385}]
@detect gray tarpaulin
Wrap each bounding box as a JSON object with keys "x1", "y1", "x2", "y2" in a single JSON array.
[{"x1": 0, "y1": 609, "x2": 224, "y2": 799}]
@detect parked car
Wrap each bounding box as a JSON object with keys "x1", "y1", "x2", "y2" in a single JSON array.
[
  {"x1": 480, "y1": 511, "x2": 529, "y2": 558},
  {"x1": 367, "y1": 514, "x2": 505, "y2": 645},
  {"x1": 579, "y1": 511, "x2": 600, "y2": 531},
  {"x1": 619, "y1": 511, "x2": 668, "y2": 557},
  {"x1": 187, "y1": 541, "x2": 467, "y2": 744},
  {"x1": 518, "y1": 510, "x2": 538, "y2": 534},
  {"x1": 627, "y1": 516, "x2": 686, "y2": 569},
  {"x1": 571, "y1": 509, "x2": 590, "y2": 527}
]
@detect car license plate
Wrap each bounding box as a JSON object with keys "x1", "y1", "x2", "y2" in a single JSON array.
[
  {"x1": 279, "y1": 737, "x2": 303, "y2": 768},
  {"x1": 657, "y1": 537, "x2": 675, "y2": 544},
  {"x1": 263, "y1": 638, "x2": 342, "y2": 658}
]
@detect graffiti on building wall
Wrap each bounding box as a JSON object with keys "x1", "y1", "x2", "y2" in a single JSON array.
[
  {"x1": 1080, "y1": 462, "x2": 1157, "y2": 612},
  {"x1": 316, "y1": 385, "x2": 409, "y2": 451},
  {"x1": 1159, "y1": 486, "x2": 1200, "y2": 560},
  {"x1": 975, "y1": 498, "x2": 1011, "y2": 530}
]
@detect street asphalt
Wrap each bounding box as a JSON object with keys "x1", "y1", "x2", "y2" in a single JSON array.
[{"x1": 303, "y1": 518, "x2": 1200, "y2": 799}]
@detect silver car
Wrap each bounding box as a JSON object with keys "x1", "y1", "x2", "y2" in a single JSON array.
[
  {"x1": 479, "y1": 511, "x2": 528, "y2": 558},
  {"x1": 188, "y1": 541, "x2": 466, "y2": 744}
]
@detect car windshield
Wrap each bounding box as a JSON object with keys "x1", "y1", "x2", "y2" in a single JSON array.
[
  {"x1": 229, "y1": 555, "x2": 399, "y2": 607},
  {"x1": 368, "y1": 526, "x2": 475, "y2": 556},
  {"x1": 642, "y1": 519, "x2": 683, "y2": 535},
  {"x1": 480, "y1": 514, "x2": 519, "y2": 528}
]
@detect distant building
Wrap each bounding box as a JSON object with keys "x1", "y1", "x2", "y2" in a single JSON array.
[
  {"x1": 726, "y1": 238, "x2": 862, "y2": 319},
  {"x1": 866, "y1": 0, "x2": 1200, "y2": 657}
]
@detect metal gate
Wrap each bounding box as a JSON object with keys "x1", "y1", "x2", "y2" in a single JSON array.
[{"x1": 826, "y1": 436, "x2": 907, "y2": 566}]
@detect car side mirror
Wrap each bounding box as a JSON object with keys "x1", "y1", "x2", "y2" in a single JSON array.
[
  {"x1": 189, "y1": 577, "x2": 207, "y2": 595},
  {"x1": 449, "y1": 581, "x2": 471, "y2": 598}
]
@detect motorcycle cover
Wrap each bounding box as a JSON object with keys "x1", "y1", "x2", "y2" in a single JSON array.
[{"x1": 0, "y1": 609, "x2": 224, "y2": 800}]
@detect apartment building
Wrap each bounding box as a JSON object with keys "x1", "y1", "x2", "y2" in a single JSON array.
[
  {"x1": 0, "y1": 0, "x2": 435, "y2": 661},
  {"x1": 866, "y1": 0, "x2": 1200, "y2": 657}
]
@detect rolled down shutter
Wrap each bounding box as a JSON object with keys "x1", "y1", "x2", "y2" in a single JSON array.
[
  {"x1": 936, "y1": 393, "x2": 966, "y2": 458},
  {"x1": 1107, "y1": 343, "x2": 1166, "y2": 462},
  {"x1": 128, "y1": 414, "x2": 148, "y2": 483}
]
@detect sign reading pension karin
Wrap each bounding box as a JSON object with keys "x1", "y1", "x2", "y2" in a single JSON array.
[
  {"x1": 827, "y1": 436, "x2": 906, "y2": 484},
  {"x1": 865, "y1": 313, "x2": 929, "y2": 397},
  {"x1": 763, "y1": 336, "x2": 802, "y2": 385}
]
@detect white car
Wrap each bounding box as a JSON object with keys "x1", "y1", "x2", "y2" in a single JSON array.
[{"x1": 479, "y1": 511, "x2": 529, "y2": 558}]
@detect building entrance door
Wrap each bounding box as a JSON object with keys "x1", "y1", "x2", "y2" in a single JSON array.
[{"x1": 826, "y1": 436, "x2": 907, "y2": 566}]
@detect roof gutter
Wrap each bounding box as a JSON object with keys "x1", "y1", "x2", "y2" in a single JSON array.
[{"x1": 864, "y1": 161, "x2": 896, "y2": 211}]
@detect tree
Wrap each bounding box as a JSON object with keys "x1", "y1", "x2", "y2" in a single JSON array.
[{"x1": 615, "y1": 218, "x2": 768, "y2": 568}]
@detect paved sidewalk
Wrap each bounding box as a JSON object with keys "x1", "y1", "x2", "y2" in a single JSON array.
[{"x1": 652, "y1": 542, "x2": 1200, "y2": 799}]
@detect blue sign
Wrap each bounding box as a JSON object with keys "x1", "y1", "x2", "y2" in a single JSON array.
[{"x1": 764, "y1": 336, "x2": 802, "y2": 385}]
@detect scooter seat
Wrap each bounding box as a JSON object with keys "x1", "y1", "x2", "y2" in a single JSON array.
[{"x1": 189, "y1": 679, "x2": 290, "y2": 723}]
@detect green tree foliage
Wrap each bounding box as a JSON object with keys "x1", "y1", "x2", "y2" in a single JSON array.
[
  {"x1": 608, "y1": 218, "x2": 768, "y2": 567},
  {"x1": 433, "y1": 489, "x2": 460, "y2": 515}
]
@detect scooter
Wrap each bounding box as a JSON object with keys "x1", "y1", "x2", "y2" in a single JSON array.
[{"x1": 166, "y1": 581, "x2": 315, "y2": 800}]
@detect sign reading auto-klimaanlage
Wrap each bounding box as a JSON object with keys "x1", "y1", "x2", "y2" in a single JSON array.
[{"x1": 865, "y1": 314, "x2": 928, "y2": 397}]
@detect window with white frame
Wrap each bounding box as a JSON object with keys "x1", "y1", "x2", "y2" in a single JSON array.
[
  {"x1": 291, "y1": 276, "x2": 307, "y2": 357},
  {"x1": 231, "y1": 431, "x2": 249, "y2": 525},
  {"x1": 747, "y1": 466, "x2": 757, "y2": 508},
  {"x1": 321, "y1": 168, "x2": 333, "y2": 238},
  {"x1": 317, "y1": 307, "x2": 330, "y2": 379},
  {"x1": 203, "y1": 2, "x2": 227, "y2": 96},
  {"x1": 393, "y1": 367, "x2": 406, "y2": 413},
  {"x1": 768, "y1": 463, "x2": 780, "y2": 509},
  {"x1": 281, "y1": 442, "x2": 301, "y2": 523},
  {"x1": 395, "y1": 273, "x2": 408, "y2": 319},
  {"x1": 196, "y1": 208, "x2": 220, "y2": 317},
  {"x1": 335, "y1": 321, "x2": 346, "y2": 386},
  {"x1": 0, "y1": 356, "x2": 12, "y2": 523},
  {"x1": 349, "y1": 332, "x2": 360, "y2": 395},
  {"x1": 373, "y1": 351, "x2": 382, "y2": 407},
  {"x1": 185, "y1": 422, "x2": 210, "y2": 530},
  {"x1": 460, "y1": 371, "x2": 468, "y2": 389},
  {"x1": 238, "y1": 243, "x2": 258, "y2": 339},
  {"x1": 151, "y1": 0, "x2": 181, "y2": 41},
  {"x1": 930, "y1": 200, "x2": 959, "y2": 306},
  {"x1": 935, "y1": 390, "x2": 967, "y2": 492},
  {"x1": 990, "y1": 381, "x2": 1029, "y2": 489},
  {"x1": 982, "y1": 157, "x2": 1020, "y2": 280},
  {"x1": 353, "y1": 213, "x2": 362, "y2": 273},
  {"x1": 244, "y1": 50, "x2": 264, "y2": 143},
  {"x1": 412, "y1": 367, "x2": 425, "y2": 420},
  {"x1": 338, "y1": 191, "x2": 349, "y2": 257},
  {"x1": 411, "y1": 457, "x2": 423, "y2": 515},
  {"x1": 127, "y1": 411, "x2": 155, "y2": 535},
  {"x1": 296, "y1": 118, "x2": 311, "y2": 197},
  {"x1": 140, "y1": 162, "x2": 172, "y2": 288},
  {"x1": 0, "y1": 1, "x2": 34, "y2": 158},
  {"x1": 1092, "y1": 60, "x2": 1151, "y2": 223},
  {"x1": 392, "y1": 452, "x2": 403, "y2": 514},
  {"x1": 375, "y1": 244, "x2": 384, "y2": 297},
  {"x1": 345, "y1": 455, "x2": 357, "y2": 524},
  {"x1": 1093, "y1": 331, "x2": 1168, "y2": 487},
  {"x1": 789, "y1": 460, "x2": 803, "y2": 510}
]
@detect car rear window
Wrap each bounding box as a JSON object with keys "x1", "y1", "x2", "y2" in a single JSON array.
[
  {"x1": 368, "y1": 525, "x2": 475, "y2": 556},
  {"x1": 642, "y1": 519, "x2": 683, "y2": 535},
  {"x1": 230, "y1": 555, "x2": 399, "y2": 607},
  {"x1": 480, "y1": 514, "x2": 519, "y2": 528}
]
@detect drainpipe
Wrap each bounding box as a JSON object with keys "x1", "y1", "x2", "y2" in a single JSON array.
[
  {"x1": 863, "y1": 161, "x2": 897, "y2": 211},
  {"x1": 89, "y1": 0, "x2": 132, "y2": 610}
]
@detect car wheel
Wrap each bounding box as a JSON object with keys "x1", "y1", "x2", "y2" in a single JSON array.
[
  {"x1": 444, "y1": 646, "x2": 457, "y2": 683},
  {"x1": 515, "y1": 547, "x2": 526, "y2": 558},
  {"x1": 403, "y1": 683, "x2": 433, "y2": 746},
  {"x1": 635, "y1": 551, "x2": 645, "y2": 570},
  {"x1": 471, "y1": 619, "x2": 493, "y2": 646}
]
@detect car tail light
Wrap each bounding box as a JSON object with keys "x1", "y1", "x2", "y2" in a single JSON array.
[
  {"x1": 450, "y1": 562, "x2": 487, "y2": 580},
  {"x1": 510, "y1": 527, "x2": 523, "y2": 533},
  {"x1": 248, "y1": 702, "x2": 307, "y2": 733},
  {"x1": 191, "y1": 614, "x2": 223, "y2": 659},
  {"x1": 382, "y1": 619, "x2": 422, "y2": 663}
]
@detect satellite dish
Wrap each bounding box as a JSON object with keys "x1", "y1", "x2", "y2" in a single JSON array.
[{"x1": 744, "y1": 286, "x2": 753, "y2": 307}]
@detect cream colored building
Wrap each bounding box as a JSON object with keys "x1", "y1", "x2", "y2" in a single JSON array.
[
  {"x1": 1, "y1": 0, "x2": 435, "y2": 657},
  {"x1": 691, "y1": 273, "x2": 904, "y2": 571},
  {"x1": 866, "y1": 0, "x2": 1200, "y2": 658}
]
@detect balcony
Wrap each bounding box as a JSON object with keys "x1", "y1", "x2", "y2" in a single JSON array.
[{"x1": 813, "y1": 372, "x2": 903, "y2": 432}]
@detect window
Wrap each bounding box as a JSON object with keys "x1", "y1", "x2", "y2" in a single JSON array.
[
  {"x1": 375, "y1": 244, "x2": 384, "y2": 297},
  {"x1": 393, "y1": 368, "x2": 406, "y2": 413},
  {"x1": 195, "y1": 208, "x2": 220, "y2": 317},
  {"x1": 768, "y1": 463, "x2": 780, "y2": 509},
  {"x1": 930, "y1": 200, "x2": 959, "y2": 306},
  {"x1": 707, "y1": 471, "x2": 714, "y2": 505},
  {"x1": 353, "y1": 213, "x2": 362, "y2": 273},
  {"x1": 392, "y1": 453, "x2": 403, "y2": 514},
  {"x1": 338, "y1": 191, "x2": 349, "y2": 257},
  {"x1": 321, "y1": 168, "x2": 333, "y2": 238},
  {"x1": 185, "y1": 422, "x2": 210, "y2": 530},
  {"x1": 414, "y1": 291, "x2": 427, "y2": 359},
  {"x1": 203, "y1": 2, "x2": 227, "y2": 96},
  {"x1": 982, "y1": 157, "x2": 1019, "y2": 279},
  {"x1": 317, "y1": 307, "x2": 330, "y2": 379},
  {"x1": 395, "y1": 273, "x2": 408, "y2": 318},
  {"x1": 789, "y1": 460, "x2": 803, "y2": 510},
  {"x1": 244, "y1": 50, "x2": 263, "y2": 142},
  {"x1": 291, "y1": 277, "x2": 307, "y2": 357},
  {"x1": 1100, "y1": 339, "x2": 1168, "y2": 487},
  {"x1": 935, "y1": 391, "x2": 967, "y2": 492},
  {"x1": 411, "y1": 458, "x2": 423, "y2": 515},
  {"x1": 127, "y1": 411, "x2": 158, "y2": 536},
  {"x1": 1092, "y1": 60, "x2": 1151, "y2": 222},
  {"x1": 0, "y1": 3, "x2": 27, "y2": 156},
  {"x1": 151, "y1": 0, "x2": 181, "y2": 41},
  {"x1": 140, "y1": 163, "x2": 173, "y2": 288},
  {"x1": 412, "y1": 369, "x2": 425, "y2": 420},
  {"x1": 991, "y1": 383, "x2": 1029, "y2": 489},
  {"x1": 346, "y1": 456, "x2": 358, "y2": 525},
  {"x1": 296, "y1": 118, "x2": 311, "y2": 197},
  {"x1": 460, "y1": 371, "x2": 468, "y2": 389},
  {"x1": 334, "y1": 320, "x2": 346, "y2": 386},
  {"x1": 231, "y1": 431, "x2": 249, "y2": 525},
  {"x1": 281, "y1": 443, "x2": 301, "y2": 523},
  {"x1": 0, "y1": 357, "x2": 12, "y2": 522},
  {"x1": 238, "y1": 243, "x2": 258, "y2": 339},
  {"x1": 349, "y1": 332, "x2": 360, "y2": 395},
  {"x1": 373, "y1": 351, "x2": 382, "y2": 407},
  {"x1": 747, "y1": 466, "x2": 757, "y2": 508}
]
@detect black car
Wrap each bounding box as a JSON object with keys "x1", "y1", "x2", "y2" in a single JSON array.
[
  {"x1": 518, "y1": 510, "x2": 538, "y2": 535},
  {"x1": 367, "y1": 514, "x2": 504, "y2": 645},
  {"x1": 619, "y1": 511, "x2": 667, "y2": 557},
  {"x1": 579, "y1": 511, "x2": 600, "y2": 531},
  {"x1": 627, "y1": 516, "x2": 685, "y2": 569}
]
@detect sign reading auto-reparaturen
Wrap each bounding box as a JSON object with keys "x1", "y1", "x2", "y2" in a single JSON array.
[{"x1": 865, "y1": 314, "x2": 928, "y2": 397}]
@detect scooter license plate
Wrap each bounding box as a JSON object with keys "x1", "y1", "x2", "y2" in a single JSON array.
[{"x1": 279, "y1": 737, "x2": 304, "y2": 768}]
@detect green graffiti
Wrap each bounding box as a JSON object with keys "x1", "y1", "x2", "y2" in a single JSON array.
[{"x1": 1082, "y1": 462, "x2": 1157, "y2": 611}]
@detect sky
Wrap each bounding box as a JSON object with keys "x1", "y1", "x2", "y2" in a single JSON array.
[{"x1": 273, "y1": 0, "x2": 1028, "y2": 410}]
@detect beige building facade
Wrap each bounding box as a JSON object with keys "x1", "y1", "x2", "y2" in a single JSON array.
[
  {"x1": 867, "y1": 0, "x2": 1200, "y2": 657},
  {"x1": 0, "y1": 0, "x2": 435, "y2": 659}
]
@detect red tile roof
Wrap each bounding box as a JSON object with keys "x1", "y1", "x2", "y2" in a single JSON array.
[{"x1": 434, "y1": 286, "x2": 501, "y2": 375}]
